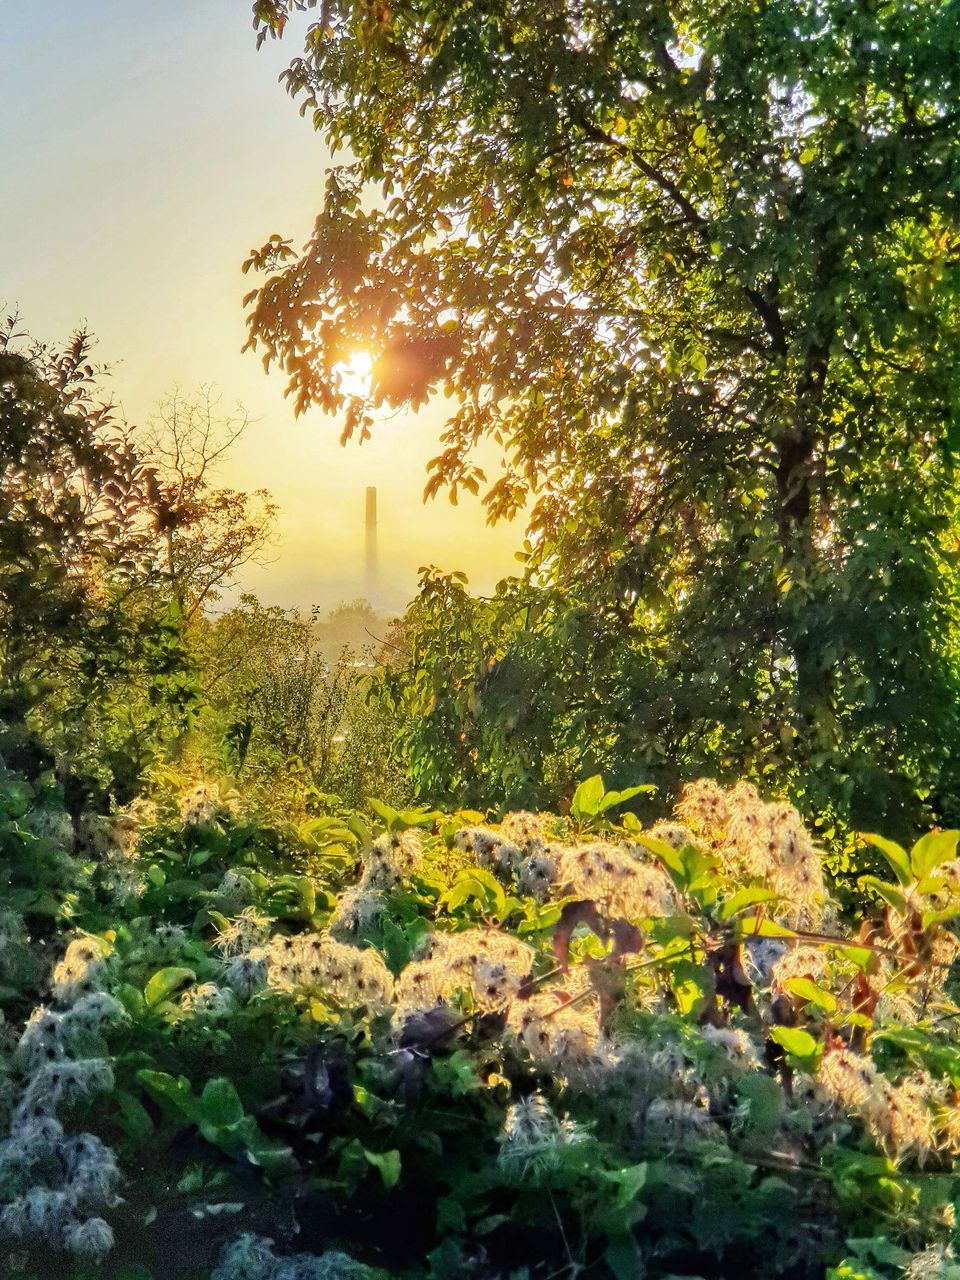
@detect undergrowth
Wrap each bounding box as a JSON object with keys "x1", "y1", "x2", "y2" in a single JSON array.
[{"x1": 3, "y1": 763, "x2": 960, "y2": 1279}]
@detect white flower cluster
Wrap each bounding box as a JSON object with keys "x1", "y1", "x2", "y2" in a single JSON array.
[
  {"x1": 76, "y1": 800, "x2": 153, "y2": 901},
  {"x1": 213, "y1": 907, "x2": 273, "y2": 958},
  {"x1": 589, "y1": 1039, "x2": 722, "y2": 1150},
  {"x1": 395, "y1": 928, "x2": 534, "y2": 1017},
  {"x1": 329, "y1": 829, "x2": 423, "y2": 938},
  {"x1": 677, "y1": 779, "x2": 826, "y2": 926},
  {"x1": 506, "y1": 970, "x2": 602, "y2": 1079},
  {"x1": 25, "y1": 807, "x2": 76, "y2": 851},
  {"x1": 903, "y1": 1244, "x2": 960, "y2": 1280},
  {"x1": 818, "y1": 1046, "x2": 949, "y2": 1164},
  {"x1": 262, "y1": 933, "x2": 394, "y2": 1011},
  {"x1": 179, "y1": 982, "x2": 237, "y2": 1020},
  {"x1": 498, "y1": 1092, "x2": 586, "y2": 1173},
  {"x1": 180, "y1": 781, "x2": 226, "y2": 828},
  {"x1": 455, "y1": 812, "x2": 561, "y2": 902},
  {"x1": 16, "y1": 992, "x2": 125, "y2": 1076},
  {"x1": 560, "y1": 842, "x2": 676, "y2": 919},
  {"x1": 213, "y1": 1232, "x2": 370, "y2": 1280},
  {"x1": 49, "y1": 936, "x2": 112, "y2": 1005},
  {"x1": 1, "y1": 937, "x2": 124, "y2": 1261},
  {"x1": 454, "y1": 818, "x2": 677, "y2": 919},
  {"x1": 216, "y1": 869, "x2": 258, "y2": 910}
]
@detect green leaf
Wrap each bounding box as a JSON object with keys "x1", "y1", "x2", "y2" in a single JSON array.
[
  {"x1": 692, "y1": 122, "x2": 708, "y2": 148},
  {"x1": 596, "y1": 783, "x2": 655, "y2": 813},
  {"x1": 363, "y1": 1147, "x2": 401, "y2": 1188},
  {"x1": 859, "y1": 834, "x2": 912, "y2": 886},
  {"x1": 114, "y1": 1089, "x2": 154, "y2": 1143},
  {"x1": 717, "y1": 886, "x2": 779, "y2": 921},
  {"x1": 144, "y1": 967, "x2": 195, "y2": 1008},
  {"x1": 909, "y1": 829, "x2": 960, "y2": 878},
  {"x1": 856, "y1": 875, "x2": 908, "y2": 913},
  {"x1": 115, "y1": 982, "x2": 147, "y2": 1020},
  {"x1": 670, "y1": 959, "x2": 713, "y2": 1017},
  {"x1": 570, "y1": 774, "x2": 605, "y2": 820},
  {"x1": 769, "y1": 1025, "x2": 821, "y2": 1072},
  {"x1": 784, "y1": 977, "x2": 837, "y2": 1014},
  {"x1": 136, "y1": 1070, "x2": 203, "y2": 1125},
  {"x1": 603, "y1": 1235, "x2": 644, "y2": 1280},
  {"x1": 737, "y1": 916, "x2": 796, "y2": 939},
  {"x1": 601, "y1": 1161, "x2": 647, "y2": 1209},
  {"x1": 200, "y1": 1078, "x2": 245, "y2": 1129},
  {"x1": 244, "y1": 1130, "x2": 296, "y2": 1174}
]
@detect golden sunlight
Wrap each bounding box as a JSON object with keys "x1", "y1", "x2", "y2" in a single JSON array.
[{"x1": 334, "y1": 349, "x2": 374, "y2": 399}]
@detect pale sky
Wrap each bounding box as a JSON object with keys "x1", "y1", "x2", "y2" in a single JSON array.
[{"x1": 0, "y1": 1, "x2": 521, "y2": 612}]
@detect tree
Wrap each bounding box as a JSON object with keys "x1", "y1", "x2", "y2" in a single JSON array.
[
  {"x1": 140, "y1": 387, "x2": 277, "y2": 622},
  {"x1": 192, "y1": 594, "x2": 408, "y2": 806},
  {"x1": 245, "y1": 0, "x2": 960, "y2": 828},
  {"x1": 0, "y1": 316, "x2": 195, "y2": 797}
]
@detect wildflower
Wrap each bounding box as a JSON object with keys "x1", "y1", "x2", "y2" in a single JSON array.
[
  {"x1": 213, "y1": 1231, "x2": 278, "y2": 1280},
  {"x1": 212, "y1": 1233, "x2": 371, "y2": 1280},
  {"x1": 819, "y1": 1048, "x2": 942, "y2": 1163},
  {"x1": 936, "y1": 1090, "x2": 960, "y2": 1153},
  {"x1": 818, "y1": 1046, "x2": 879, "y2": 1111},
  {"x1": 361, "y1": 830, "x2": 422, "y2": 888},
  {"x1": 223, "y1": 949, "x2": 269, "y2": 997},
  {"x1": 557, "y1": 843, "x2": 675, "y2": 919},
  {"x1": 498, "y1": 1093, "x2": 585, "y2": 1173},
  {"x1": 154, "y1": 922, "x2": 189, "y2": 950},
  {"x1": 0, "y1": 1197, "x2": 30, "y2": 1238},
  {"x1": 16, "y1": 1008, "x2": 68, "y2": 1070},
  {"x1": 329, "y1": 886, "x2": 386, "y2": 938},
  {"x1": 646, "y1": 822, "x2": 697, "y2": 852},
  {"x1": 904, "y1": 1245, "x2": 958, "y2": 1280},
  {"x1": 216, "y1": 870, "x2": 256, "y2": 908},
  {"x1": 26, "y1": 808, "x2": 75, "y2": 850},
  {"x1": 180, "y1": 782, "x2": 222, "y2": 827},
  {"x1": 507, "y1": 973, "x2": 601, "y2": 1076},
  {"x1": 24, "y1": 1186, "x2": 74, "y2": 1235},
  {"x1": 769, "y1": 945, "x2": 830, "y2": 992},
  {"x1": 213, "y1": 907, "x2": 272, "y2": 957},
  {"x1": 642, "y1": 1097, "x2": 719, "y2": 1147},
  {"x1": 454, "y1": 827, "x2": 520, "y2": 876},
  {"x1": 61, "y1": 1134, "x2": 120, "y2": 1201},
  {"x1": 700, "y1": 1024, "x2": 761, "y2": 1066},
  {"x1": 50, "y1": 937, "x2": 110, "y2": 1004},
  {"x1": 676, "y1": 778, "x2": 734, "y2": 842},
  {"x1": 516, "y1": 850, "x2": 558, "y2": 901},
  {"x1": 61, "y1": 992, "x2": 126, "y2": 1041},
  {"x1": 499, "y1": 811, "x2": 546, "y2": 850},
  {"x1": 64, "y1": 1216, "x2": 115, "y2": 1261},
  {"x1": 75, "y1": 813, "x2": 126, "y2": 860},
  {"x1": 15, "y1": 1058, "x2": 114, "y2": 1121},
  {"x1": 393, "y1": 929, "x2": 533, "y2": 1018},
  {"x1": 265, "y1": 934, "x2": 393, "y2": 1010},
  {"x1": 180, "y1": 983, "x2": 236, "y2": 1020}
]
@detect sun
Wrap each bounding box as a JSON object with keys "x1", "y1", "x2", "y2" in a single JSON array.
[{"x1": 334, "y1": 349, "x2": 374, "y2": 399}]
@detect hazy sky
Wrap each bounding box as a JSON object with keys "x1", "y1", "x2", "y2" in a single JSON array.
[{"x1": 1, "y1": 1, "x2": 522, "y2": 612}]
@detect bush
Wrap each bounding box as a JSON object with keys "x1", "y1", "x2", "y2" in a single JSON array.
[{"x1": 4, "y1": 767, "x2": 960, "y2": 1278}]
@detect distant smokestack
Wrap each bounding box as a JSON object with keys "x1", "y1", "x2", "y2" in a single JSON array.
[{"x1": 364, "y1": 486, "x2": 379, "y2": 603}]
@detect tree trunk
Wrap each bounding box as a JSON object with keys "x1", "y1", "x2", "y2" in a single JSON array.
[{"x1": 776, "y1": 343, "x2": 833, "y2": 761}]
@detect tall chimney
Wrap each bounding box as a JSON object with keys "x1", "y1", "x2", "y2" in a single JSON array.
[{"x1": 364, "y1": 485, "x2": 378, "y2": 603}]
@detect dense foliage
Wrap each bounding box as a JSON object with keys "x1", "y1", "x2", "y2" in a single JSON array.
[
  {"x1": 7, "y1": 746, "x2": 960, "y2": 1278},
  {"x1": 245, "y1": 0, "x2": 960, "y2": 832},
  {"x1": 0, "y1": 319, "x2": 196, "y2": 801}
]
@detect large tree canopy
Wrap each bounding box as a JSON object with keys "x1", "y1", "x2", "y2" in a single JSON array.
[{"x1": 246, "y1": 0, "x2": 960, "y2": 827}]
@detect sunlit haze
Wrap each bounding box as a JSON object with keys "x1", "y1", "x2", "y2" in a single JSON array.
[{"x1": 0, "y1": 1, "x2": 521, "y2": 614}]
